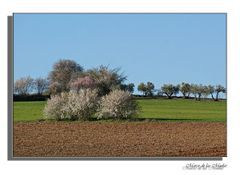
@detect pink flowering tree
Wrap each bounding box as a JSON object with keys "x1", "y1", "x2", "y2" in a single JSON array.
[{"x1": 70, "y1": 76, "x2": 96, "y2": 92}]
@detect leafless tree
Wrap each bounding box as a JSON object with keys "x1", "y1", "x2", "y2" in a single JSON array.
[
  {"x1": 34, "y1": 77, "x2": 49, "y2": 95},
  {"x1": 14, "y1": 76, "x2": 34, "y2": 95}
]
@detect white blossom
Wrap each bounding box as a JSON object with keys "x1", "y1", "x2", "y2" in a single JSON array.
[{"x1": 97, "y1": 90, "x2": 138, "y2": 119}]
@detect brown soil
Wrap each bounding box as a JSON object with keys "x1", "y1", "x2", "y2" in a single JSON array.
[{"x1": 13, "y1": 121, "x2": 226, "y2": 157}]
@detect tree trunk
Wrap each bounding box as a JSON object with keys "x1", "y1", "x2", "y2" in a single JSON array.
[
  {"x1": 166, "y1": 93, "x2": 172, "y2": 99},
  {"x1": 210, "y1": 93, "x2": 215, "y2": 101},
  {"x1": 194, "y1": 94, "x2": 197, "y2": 100},
  {"x1": 182, "y1": 92, "x2": 186, "y2": 98},
  {"x1": 215, "y1": 92, "x2": 219, "y2": 101},
  {"x1": 198, "y1": 93, "x2": 201, "y2": 101}
]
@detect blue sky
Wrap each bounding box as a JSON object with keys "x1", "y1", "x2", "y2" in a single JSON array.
[{"x1": 14, "y1": 14, "x2": 226, "y2": 94}]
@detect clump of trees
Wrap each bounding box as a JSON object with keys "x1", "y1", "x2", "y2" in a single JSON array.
[
  {"x1": 41, "y1": 59, "x2": 138, "y2": 120},
  {"x1": 137, "y1": 82, "x2": 155, "y2": 96}
]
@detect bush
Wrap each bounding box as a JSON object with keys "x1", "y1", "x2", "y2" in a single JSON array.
[
  {"x1": 43, "y1": 89, "x2": 98, "y2": 120},
  {"x1": 65, "y1": 89, "x2": 99, "y2": 120},
  {"x1": 97, "y1": 90, "x2": 138, "y2": 119},
  {"x1": 43, "y1": 92, "x2": 69, "y2": 120}
]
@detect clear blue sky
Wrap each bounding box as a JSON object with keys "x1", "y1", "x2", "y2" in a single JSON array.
[{"x1": 14, "y1": 14, "x2": 226, "y2": 94}]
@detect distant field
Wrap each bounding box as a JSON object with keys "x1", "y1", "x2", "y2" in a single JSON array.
[
  {"x1": 13, "y1": 99, "x2": 226, "y2": 122},
  {"x1": 137, "y1": 98, "x2": 226, "y2": 122}
]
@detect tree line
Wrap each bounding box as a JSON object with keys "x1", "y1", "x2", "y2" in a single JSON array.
[
  {"x1": 14, "y1": 59, "x2": 226, "y2": 101},
  {"x1": 137, "y1": 82, "x2": 226, "y2": 101}
]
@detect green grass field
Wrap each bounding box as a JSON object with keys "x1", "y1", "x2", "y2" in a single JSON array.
[
  {"x1": 137, "y1": 98, "x2": 226, "y2": 121},
  {"x1": 13, "y1": 98, "x2": 226, "y2": 122},
  {"x1": 14, "y1": 101, "x2": 46, "y2": 121}
]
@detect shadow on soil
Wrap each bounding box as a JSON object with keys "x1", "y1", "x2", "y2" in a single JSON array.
[{"x1": 36, "y1": 117, "x2": 209, "y2": 123}]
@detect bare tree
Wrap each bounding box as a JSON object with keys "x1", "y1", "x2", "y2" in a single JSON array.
[
  {"x1": 14, "y1": 76, "x2": 34, "y2": 95},
  {"x1": 34, "y1": 77, "x2": 49, "y2": 95}
]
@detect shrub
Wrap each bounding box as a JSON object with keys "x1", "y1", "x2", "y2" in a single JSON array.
[
  {"x1": 65, "y1": 89, "x2": 99, "y2": 120},
  {"x1": 43, "y1": 89, "x2": 99, "y2": 120},
  {"x1": 43, "y1": 92, "x2": 69, "y2": 120},
  {"x1": 97, "y1": 90, "x2": 138, "y2": 119}
]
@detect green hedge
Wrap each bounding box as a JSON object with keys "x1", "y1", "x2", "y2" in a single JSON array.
[{"x1": 13, "y1": 94, "x2": 50, "y2": 101}]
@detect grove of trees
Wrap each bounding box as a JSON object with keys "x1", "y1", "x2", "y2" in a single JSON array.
[{"x1": 137, "y1": 82, "x2": 155, "y2": 96}]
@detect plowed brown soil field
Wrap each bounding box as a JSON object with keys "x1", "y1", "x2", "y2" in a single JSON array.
[{"x1": 13, "y1": 121, "x2": 226, "y2": 157}]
